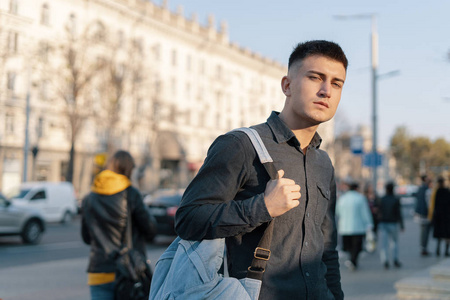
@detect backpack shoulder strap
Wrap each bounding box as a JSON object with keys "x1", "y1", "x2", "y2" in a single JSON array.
[
  {"x1": 232, "y1": 127, "x2": 278, "y2": 180},
  {"x1": 231, "y1": 127, "x2": 276, "y2": 280}
]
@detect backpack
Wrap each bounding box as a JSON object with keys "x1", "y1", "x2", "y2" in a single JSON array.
[{"x1": 149, "y1": 127, "x2": 277, "y2": 300}]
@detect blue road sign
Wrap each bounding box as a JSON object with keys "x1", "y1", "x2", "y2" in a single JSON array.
[
  {"x1": 350, "y1": 135, "x2": 364, "y2": 154},
  {"x1": 363, "y1": 152, "x2": 383, "y2": 167}
]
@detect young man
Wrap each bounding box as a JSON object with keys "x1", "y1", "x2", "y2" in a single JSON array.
[
  {"x1": 336, "y1": 181, "x2": 374, "y2": 271},
  {"x1": 414, "y1": 175, "x2": 432, "y2": 256},
  {"x1": 378, "y1": 181, "x2": 404, "y2": 269},
  {"x1": 175, "y1": 40, "x2": 347, "y2": 299}
]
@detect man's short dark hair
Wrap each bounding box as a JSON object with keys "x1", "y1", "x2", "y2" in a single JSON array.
[
  {"x1": 420, "y1": 174, "x2": 428, "y2": 183},
  {"x1": 288, "y1": 40, "x2": 348, "y2": 71},
  {"x1": 349, "y1": 182, "x2": 359, "y2": 191},
  {"x1": 385, "y1": 181, "x2": 395, "y2": 195}
]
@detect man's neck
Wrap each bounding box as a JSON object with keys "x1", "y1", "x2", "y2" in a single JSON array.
[
  {"x1": 292, "y1": 128, "x2": 317, "y2": 153},
  {"x1": 279, "y1": 112, "x2": 319, "y2": 153}
]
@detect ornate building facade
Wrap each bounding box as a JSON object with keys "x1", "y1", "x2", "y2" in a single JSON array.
[{"x1": 0, "y1": 0, "x2": 335, "y2": 196}]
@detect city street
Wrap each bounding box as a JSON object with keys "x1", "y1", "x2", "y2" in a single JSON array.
[{"x1": 0, "y1": 211, "x2": 448, "y2": 300}]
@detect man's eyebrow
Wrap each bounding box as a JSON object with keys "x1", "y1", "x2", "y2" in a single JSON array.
[{"x1": 307, "y1": 70, "x2": 345, "y2": 83}]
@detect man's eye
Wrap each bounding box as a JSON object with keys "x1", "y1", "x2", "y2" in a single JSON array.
[
  {"x1": 309, "y1": 76, "x2": 320, "y2": 80},
  {"x1": 332, "y1": 82, "x2": 342, "y2": 88}
]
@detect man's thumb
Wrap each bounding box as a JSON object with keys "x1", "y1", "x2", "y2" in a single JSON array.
[{"x1": 276, "y1": 169, "x2": 284, "y2": 179}]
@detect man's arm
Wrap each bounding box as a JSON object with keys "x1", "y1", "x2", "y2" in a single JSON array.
[
  {"x1": 80, "y1": 196, "x2": 91, "y2": 245},
  {"x1": 128, "y1": 186, "x2": 156, "y2": 241},
  {"x1": 322, "y1": 172, "x2": 344, "y2": 300},
  {"x1": 175, "y1": 133, "x2": 273, "y2": 240}
]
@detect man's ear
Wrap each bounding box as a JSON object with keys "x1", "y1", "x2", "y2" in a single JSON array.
[{"x1": 281, "y1": 76, "x2": 291, "y2": 97}]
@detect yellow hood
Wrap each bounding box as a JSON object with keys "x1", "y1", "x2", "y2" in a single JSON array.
[{"x1": 91, "y1": 170, "x2": 131, "y2": 195}]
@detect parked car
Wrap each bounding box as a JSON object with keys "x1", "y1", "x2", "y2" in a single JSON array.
[
  {"x1": 146, "y1": 190, "x2": 183, "y2": 237},
  {"x1": 0, "y1": 192, "x2": 46, "y2": 244},
  {"x1": 9, "y1": 182, "x2": 78, "y2": 224},
  {"x1": 395, "y1": 184, "x2": 419, "y2": 206}
]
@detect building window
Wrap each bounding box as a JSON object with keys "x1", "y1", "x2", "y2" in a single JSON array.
[
  {"x1": 69, "y1": 13, "x2": 77, "y2": 35},
  {"x1": 186, "y1": 55, "x2": 191, "y2": 71},
  {"x1": 186, "y1": 83, "x2": 191, "y2": 99},
  {"x1": 171, "y1": 77, "x2": 177, "y2": 95},
  {"x1": 199, "y1": 111, "x2": 205, "y2": 127},
  {"x1": 117, "y1": 30, "x2": 125, "y2": 48},
  {"x1": 5, "y1": 113, "x2": 15, "y2": 134},
  {"x1": 153, "y1": 44, "x2": 161, "y2": 61},
  {"x1": 92, "y1": 21, "x2": 106, "y2": 42},
  {"x1": 41, "y1": 3, "x2": 50, "y2": 26},
  {"x1": 132, "y1": 38, "x2": 144, "y2": 54},
  {"x1": 199, "y1": 59, "x2": 205, "y2": 75},
  {"x1": 9, "y1": 0, "x2": 18, "y2": 14},
  {"x1": 40, "y1": 80, "x2": 49, "y2": 100},
  {"x1": 171, "y1": 49, "x2": 177, "y2": 66},
  {"x1": 8, "y1": 31, "x2": 18, "y2": 53},
  {"x1": 216, "y1": 65, "x2": 223, "y2": 80},
  {"x1": 37, "y1": 117, "x2": 44, "y2": 138},
  {"x1": 7, "y1": 72, "x2": 16, "y2": 91},
  {"x1": 38, "y1": 41, "x2": 49, "y2": 61},
  {"x1": 135, "y1": 97, "x2": 143, "y2": 114},
  {"x1": 154, "y1": 76, "x2": 161, "y2": 94}
]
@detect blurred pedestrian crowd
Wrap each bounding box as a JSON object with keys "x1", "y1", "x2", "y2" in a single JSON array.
[{"x1": 336, "y1": 173, "x2": 450, "y2": 271}]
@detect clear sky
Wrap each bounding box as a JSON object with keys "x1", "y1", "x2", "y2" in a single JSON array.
[{"x1": 160, "y1": 0, "x2": 450, "y2": 149}]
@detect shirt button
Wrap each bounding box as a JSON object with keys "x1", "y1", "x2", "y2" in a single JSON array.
[
  {"x1": 307, "y1": 213, "x2": 310, "y2": 217},
  {"x1": 305, "y1": 241, "x2": 308, "y2": 246},
  {"x1": 306, "y1": 272, "x2": 310, "y2": 277}
]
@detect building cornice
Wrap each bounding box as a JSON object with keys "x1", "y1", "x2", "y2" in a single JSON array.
[
  {"x1": 0, "y1": 10, "x2": 34, "y2": 28},
  {"x1": 88, "y1": 0, "x2": 286, "y2": 74}
]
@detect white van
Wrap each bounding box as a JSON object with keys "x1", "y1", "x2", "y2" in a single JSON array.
[{"x1": 10, "y1": 182, "x2": 77, "y2": 223}]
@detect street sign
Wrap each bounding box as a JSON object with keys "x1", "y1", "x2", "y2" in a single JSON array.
[
  {"x1": 350, "y1": 135, "x2": 364, "y2": 154},
  {"x1": 363, "y1": 152, "x2": 383, "y2": 167}
]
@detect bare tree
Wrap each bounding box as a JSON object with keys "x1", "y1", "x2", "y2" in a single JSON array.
[
  {"x1": 35, "y1": 22, "x2": 104, "y2": 183},
  {"x1": 100, "y1": 47, "x2": 126, "y2": 154},
  {"x1": 98, "y1": 31, "x2": 153, "y2": 155}
]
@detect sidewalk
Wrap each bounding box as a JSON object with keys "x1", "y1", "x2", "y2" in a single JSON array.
[
  {"x1": 0, "y1": 215, "x2": 447, "y2": 300},
  {"x1": 0, "y1": 249, "x2": 166, "y2": 300},
  {"x1": 340, "y1": 214, "x2": 447, "y2": 299}
]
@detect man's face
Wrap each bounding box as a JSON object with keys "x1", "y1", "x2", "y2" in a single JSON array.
[{"x1": 281, "y1": 55, "x2": 346, "y2": 127}]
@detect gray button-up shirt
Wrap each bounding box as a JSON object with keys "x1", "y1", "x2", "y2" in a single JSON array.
[{"x1": 175, "y1": 111, "x2": 343, "y2": 300}]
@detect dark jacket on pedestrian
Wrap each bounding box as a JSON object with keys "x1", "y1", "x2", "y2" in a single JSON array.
[
  {"x1": 415, "y1": 183, "x2": 429, "y2": 217},
  {"x1": 81, "y1": 170, "x2": 154, "y2": 278},
  {"x1": 175, "y1": 112, "x2": 343, "y2": 300},
  {"x1": 432, "y1": 187, "x2": 450, "y2": 239},
  {"x1": 377, "y1": 194, "x2": 404, "y2": 230}
]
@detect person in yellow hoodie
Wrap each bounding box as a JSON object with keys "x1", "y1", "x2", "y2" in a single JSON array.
[{"x1": 81, "y1": 150, "x2": 156, "y2": 300}]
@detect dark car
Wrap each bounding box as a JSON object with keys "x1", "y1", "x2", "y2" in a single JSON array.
[{"x1": 146, "y1": 191, "x2": 183, "y2": 237}]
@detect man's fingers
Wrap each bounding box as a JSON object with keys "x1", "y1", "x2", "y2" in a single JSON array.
[
  {"x1": 276, "y1": 169, "x2": 284, "y2": 179},
  {"x1": 291, "y1": 191, "x2": 302, "y2": 200},
  {"x1": 290, "y1": 184, "x2": 301, "y2": 192}
]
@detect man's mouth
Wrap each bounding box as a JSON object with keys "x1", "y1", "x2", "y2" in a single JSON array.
[{"x1": 314, "y1": 101, "x2": 329, "y2": 108}]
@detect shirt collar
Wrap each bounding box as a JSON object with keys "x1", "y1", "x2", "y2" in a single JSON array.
[{"x1": 267, "y1": 111, "x2": 323, "y2": 149}]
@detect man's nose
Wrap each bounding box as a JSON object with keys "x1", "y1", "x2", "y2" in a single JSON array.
[{"x1": 318, "y1": 82, "x2": 331, "y2": 98}]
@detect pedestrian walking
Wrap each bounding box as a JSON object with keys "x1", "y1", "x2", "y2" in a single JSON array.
[
  {"x1": 377, "y1": 182, "x2": 404, "y2": 269},
  {"x1": 175, "y1": 40, "x2": 348, "y2": 300},
  {"x1": 81, "y1": 150, "x2": 155, "y2": 300},
  {"x1": 336, "y1": 181, "x2": 374, "y2": 271},
  {"x1": 429, "y1": 176, "x2": 450, "y2": 256},
  {"x1": 414, "y1": 175, "x2": 432, "y2": 256},
  {"x1": 364, "y1": 183, "x2": 379, "y2": 235}
]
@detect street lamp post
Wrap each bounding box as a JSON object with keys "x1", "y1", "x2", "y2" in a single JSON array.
[
  {"x1": 370, "y1": 15, "x2": 379, "y2": 193},
  {"x1": 22, "y1": 66, "x2": 31, "y2": 183},
  {"x1": 334, "y1": 14, "x2": 379, "y2": 191}
]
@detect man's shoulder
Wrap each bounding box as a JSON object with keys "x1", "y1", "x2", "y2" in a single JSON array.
[{"x1": 315, "y1": 147, "x2": 332, "y2": 164}]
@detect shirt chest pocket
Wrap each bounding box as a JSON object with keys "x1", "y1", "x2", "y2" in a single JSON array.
[{"x1": 314, "y1": 184, "x2": 330, "y2": 225}]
